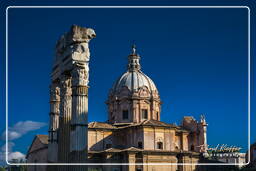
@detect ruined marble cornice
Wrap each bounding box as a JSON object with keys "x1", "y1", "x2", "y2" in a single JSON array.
[
  {"x1": 56, "y1": 25, "x2": 96, "y2": 55},
  {"x1": 51, "y1": 25, "x2": 96, "y2": 81}
]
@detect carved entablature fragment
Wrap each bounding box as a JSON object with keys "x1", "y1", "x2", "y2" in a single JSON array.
[
  {"x1": 71, "y1": 43, "x2": 90, "y2": 62},
  {"x1": 68, "y1": 25, "x2": 96, "y2": 43},
  {"x1": 55, "y1": 25, "x2": 96, "y2": 64}
]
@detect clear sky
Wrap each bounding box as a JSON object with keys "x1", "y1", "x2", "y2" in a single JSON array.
[{"x1": 0, "y1": 0, "x2": 255, "y2": 163}]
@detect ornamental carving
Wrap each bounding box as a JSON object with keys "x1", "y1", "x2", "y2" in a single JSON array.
[
  {"x1": 60, "y1": 76, "x2": 72, "y2": 119},
  {"x1": 50, "y1": 85, "x2": 60, "y2": 101},
  {"x1": 61, "y1": 76, "x2": 72, "y2": 96},
  {"x1": 71, "y1": 63, "x2": 88, "y2": 86},
  {"x1": 71, "y1": 42, "x2": 90, "y2": 62},
  {"x1": 59, "y1": 77, "x2": 72, "y2": 118},
  {"x1": 138, "y1": 86, "x2": 150, "y2": 97}
]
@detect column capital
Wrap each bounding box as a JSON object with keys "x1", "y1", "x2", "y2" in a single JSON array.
[
  {"x1": 60, "y1": 74, "x2": 72, "y2": 96},
  {"x1": 71, "y1": 62, "x2": 88, "y2": 86},
  {"x1": 50, "y1": 84, "x2": 60, "y2": 102}
]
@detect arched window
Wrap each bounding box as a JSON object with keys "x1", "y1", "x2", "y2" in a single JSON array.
[{"x1": 157, "y1": 142, "x2": 163, "y2": 150}]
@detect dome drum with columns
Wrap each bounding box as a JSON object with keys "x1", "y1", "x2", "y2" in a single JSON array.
[{"x1": 106, "y1": 45, "x2": 162, "y2": 124}]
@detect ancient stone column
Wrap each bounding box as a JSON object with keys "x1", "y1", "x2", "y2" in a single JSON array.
[
  {"x1": 48, "y1": 82, "x2": 60, "y2": 162},
  {"x1": 70, "y1": 63, "x2": 89, "y2": 168},
  {"x1": 58, "y1": 74, "x2": 72, "y2": 163},
  {"x1": 49, "y1": 25, "x2": 95, "y2": 171},
  {"x1": 68, "y1": 25, "x2": 95, "y2": 170}
]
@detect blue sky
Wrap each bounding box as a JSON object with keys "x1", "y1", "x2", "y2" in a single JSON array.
[{"x1": 0, "y1": 0, "x2": 256, "y2": 164}]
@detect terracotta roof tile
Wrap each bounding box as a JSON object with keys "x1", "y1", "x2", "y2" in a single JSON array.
[
  {"x1": 140, "y1": 119, "x2": 176, "y2": 128},
  {"x1": 88, "y1": 122, "x2": 117, "y2": 129}
]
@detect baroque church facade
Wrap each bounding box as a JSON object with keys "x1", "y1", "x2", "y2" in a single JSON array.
[{"x1": 27, "y1": 25, "x2": 208, "y2": 171}]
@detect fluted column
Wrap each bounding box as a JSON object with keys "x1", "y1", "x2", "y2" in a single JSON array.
[
  {"x1": 49, "y1": 25, "x2": 95, "y2": 170},
  {"x1": 48, "y1": 83, "x2": 60, "y2": 162},
  {"x1": 58, "y1": 74, "x2": 72, "y2": 163},
  {"x1": 70, "y1": 63, "x2": 88, "y2": 169}
]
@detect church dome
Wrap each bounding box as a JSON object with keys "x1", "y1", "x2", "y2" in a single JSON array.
[
  {"x1": 112, "y1": 70, "x2": 157, "y2": 94},
  {"x1": 107, "y1": 45, "x2": 161, "y2": 124},
  {"x1": 110, "y1": 45, "x2": 158, "y2": 95}
]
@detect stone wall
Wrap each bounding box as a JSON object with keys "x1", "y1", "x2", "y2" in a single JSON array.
[
  {"x1": 88, "y1": 125, "x2": 191, "y2": 152},
  {"x1": 88, "y1": 129, "x2": 113, "y2": 151},
  {"x1": 87, "y1": 151, "x2": 200, "y2": 171},
  {"x1": 27, "y1": 138, "x2": 48, "y2": 171},
  {"x1": 143, "y1": 127, "x2": 187, "y2": 151}
]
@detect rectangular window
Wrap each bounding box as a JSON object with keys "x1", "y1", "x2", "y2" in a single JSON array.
[
  {"x1": 138, "y1": 142, "x2": 143, "y2": 149},
  {"x1": 142, "y1": 109, "x2": 148, "y2": 119},
  {"x1": 123, "y1": 110, "x2": 128, "y2": 120}
]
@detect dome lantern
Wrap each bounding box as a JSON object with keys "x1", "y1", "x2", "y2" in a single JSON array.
[{"x1": 128, "y1": 44, "x2": 141, "y2": 72}]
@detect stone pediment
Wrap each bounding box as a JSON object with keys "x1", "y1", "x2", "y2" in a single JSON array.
[{"x1": 27, "y1": 135, "x2": 48, "y2": 156}]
